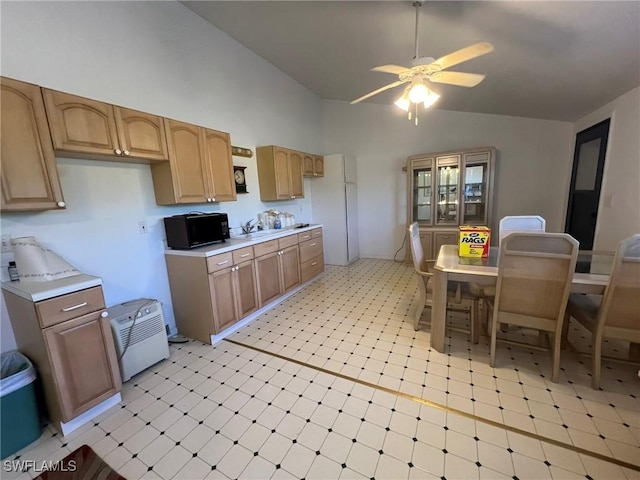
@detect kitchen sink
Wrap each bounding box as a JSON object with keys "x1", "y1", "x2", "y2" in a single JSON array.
[{"x1": 231, "y1": 229, "x2": 279, "y2": 240}]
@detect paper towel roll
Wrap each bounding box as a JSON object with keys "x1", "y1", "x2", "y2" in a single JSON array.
[{"x1": 10, "y1": 237, "x2": 80, "y2": 282}]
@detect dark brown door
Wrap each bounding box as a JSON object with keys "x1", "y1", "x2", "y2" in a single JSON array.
[{"x1": 565, "y1": 119, "x2": 610, "y2": 250}]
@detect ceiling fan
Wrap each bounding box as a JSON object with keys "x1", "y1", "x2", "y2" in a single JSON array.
[{"x1": 351, "y1": 1, "x2": 494, "y2": 124}]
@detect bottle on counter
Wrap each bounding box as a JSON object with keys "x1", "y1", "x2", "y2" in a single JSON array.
[{"x1": 273, "y1": 215, "x2": 282, "y2": 229}]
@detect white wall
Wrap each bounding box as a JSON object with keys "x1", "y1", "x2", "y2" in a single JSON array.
[
  {"x1": 322, "y1": 101, "x2": 574, "y2": 259},
  {"x1": 0, "y1": 1, "x2": 323, "y2": 352},
  {"x1": 572, "y1": 87, "x2": 640, "y2": 251}
]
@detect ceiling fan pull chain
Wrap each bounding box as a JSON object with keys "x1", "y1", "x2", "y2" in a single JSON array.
[{"x1": 415, "y1": 103, "x2": 419, "y2": 126}]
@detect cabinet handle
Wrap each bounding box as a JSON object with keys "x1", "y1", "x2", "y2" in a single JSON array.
[
  {"x1": 240, "y1": 253, "x2": 250, "y2": 258},
  {"x1": 216, "y1": 260, "x2": 229, "y2": 265},
  {"x1": 101, "y1": 311, "x2": 109, "y2": 318},
  {"x1": 311, "y1": 262, "x2": 318, "y2": 266},
  {"x1": 61, "y1": 302, "x2": 88, "y2": 312},
  {"x1": 57, "y1": 201, "x2": 66, "y2": 208},
  {"x1": 123, "y1": 150, "x2": 130, "y2": 156},
  {"x1": 310, "y1": 243, "x2": 316, "y2": 246},
  {"x1": 212, "y1": 197, "x2": 215, "y2": 202},
  {"x1": 114, "y1": 149, "x2": 122, "y2": 155}
]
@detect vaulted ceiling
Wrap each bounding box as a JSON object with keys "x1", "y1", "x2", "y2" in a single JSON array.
[{"x1": 183, "y1": 1, "x2": 640, "y2": 122}]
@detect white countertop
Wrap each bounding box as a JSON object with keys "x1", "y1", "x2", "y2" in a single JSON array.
[
  {"x1": 1, "y1": 274, "x2": 103, "y2": 302},
  {"x1": 164, "y1": 224, "x2": 323, "y2": 258}
]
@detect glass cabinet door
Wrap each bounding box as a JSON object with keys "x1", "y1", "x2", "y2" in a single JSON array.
[
  {"x1": 436, "y1": 164, "x2": 459, "y2": 225},
  {"x1": 462, "y1": 162, "x2": 489, "y2": 224},
  {"x1": 412, "y1": 167, "x2": 432, "y2": 224}
]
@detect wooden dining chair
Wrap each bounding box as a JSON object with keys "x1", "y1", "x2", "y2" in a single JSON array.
[
  {"x1": 487, "y1": 232, "x2": 579, "y2": 382},
  {"x1": 565, "y1": 234, "x2": 640, "y2": 389},
  {"x1": 408, "y1": 223, "x2": 480, "y2": 342},
  {"x1": 498, "y1": 215, "x2": 546, "y2": 248},
  {"x1": 479, "y1": 215, "x2": 547, "y2": 332}
]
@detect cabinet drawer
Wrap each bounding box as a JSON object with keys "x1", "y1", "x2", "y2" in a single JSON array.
[
  {"x1": 301, "y1": 254, "x2": 324, "y2": 283},
  {"x1": 207, "y1": 252, "x2": 234, "y2": 273},
  {"x1": 232, "y1": 246, "x2": 254, "y2": 264},
  {"x1": 278, "y1": 235, "x2": 298, "y2": 249},
  {"x1": 299, "y1": 237, "x2": 323, "y2": 263},
  {"x1": 312, "y1": 228, "x2": 323, "y2": 238},
  {"x1": 297, "y1": 231, "x2": 314, "y2": 243},
  {"x1": 254, "y1": 239, "x2": 279, "y2": 257},
  {"x1": 36, "y1": 286, "x2": 105, "y2": 329}
]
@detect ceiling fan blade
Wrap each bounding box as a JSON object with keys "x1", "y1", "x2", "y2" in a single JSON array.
[
  {"x1": 371, "y1": 64, "x2": 410, "y2": 75},
  {"x1": 428, "y1": 71, "x2": 486, "y2": 87},
  {"x1": 350, "y1": 80, "x2": 406, "y2": 104},
  {"x1": 431, "y1": 42, "x2": 494, "y2": 71}
]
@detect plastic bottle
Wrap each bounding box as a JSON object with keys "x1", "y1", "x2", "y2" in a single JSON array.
[{"x1": 273, "y1": 215, "x2": 281, "y2": 229}]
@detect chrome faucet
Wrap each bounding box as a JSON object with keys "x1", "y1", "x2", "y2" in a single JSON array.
[{"x1": 241, "y1": 220, "x2": 256, "y2": 235}]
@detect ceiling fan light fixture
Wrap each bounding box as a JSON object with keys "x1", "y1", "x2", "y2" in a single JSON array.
[
  {"x1": 423, "y1": 90, "x2": 440, "y2": 108},
  {"x1": 408, "y1": 82, "x2": 429, "y2": 103},
  {"x1": 394, "y1": 88, "x2": 411, "y2": 111}
]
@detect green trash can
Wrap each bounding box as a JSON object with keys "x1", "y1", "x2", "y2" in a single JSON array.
[{"x1": 1, "y1": 351, "x2": 41, "y2": 459}]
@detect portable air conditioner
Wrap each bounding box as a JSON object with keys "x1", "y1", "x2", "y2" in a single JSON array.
[{"x1": 108, "y1": 299, "x2": 170, "y2": 382}]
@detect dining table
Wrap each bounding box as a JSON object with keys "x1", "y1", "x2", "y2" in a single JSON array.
[{"x1": 430, "y1": 245, "x2": 613, "y2": 353}]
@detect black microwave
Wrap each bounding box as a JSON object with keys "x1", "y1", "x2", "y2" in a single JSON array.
[{"x1": 164, "y1": 213, "x2": 230, "y2": 249}]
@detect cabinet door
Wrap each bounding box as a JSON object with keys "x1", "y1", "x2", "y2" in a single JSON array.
[
  {"x1": 412, "y1": 163, "x2": 433, "y2": 226},
  {"x1": 273, "y1": 147, "x2": 292, "y2": 200},
  {"x1": 43, "y1": 89, "x2": 120, "y2": 156},
  {"x1": 419, "y1": 232, "x2": 434, "y2": 260},
  {"x1": 1, "y1": 78, "x2": 65, "y2": 211},
  {"x1": 209, "y1": 267, "x2": 238, "y2": 333},
  {"x1": 234, "y1": 260, "x2": 259, "y2": 318},
  {"x1": 303, "y1": 154, "x2": 314, "y2": 177},
  {"x1": 114, "y1": 106, "x2": 168, "y2": 161},
  {"x1": 313, "y1": 156, "x2": 324, "y2": 177},
  {"x1": 435, "y1": 156, "x2": 461, "y2": 226},
  {"x1": 462, "y1": 152, "x2": 491, "y2": 225},
  {"x1": 203, "y1": 128, "x2": 236, "y2": 202},
  {"x1": 44, "y1": 311, "x2": 121, "y2": 422},
  {"x1": 256, "y1": 251, "x2": 283, "y2": 306},
  {"x1": 434, "y1": 231, "x2": 458, "y2": 258},
  {"x1": 289, "y1": 150, "x2": 304, "y2": 198},
  {"x1": 280, "y1": 245, "x2": 300, "y2": 293},
  {"x1": 164, "y1": 119, "x2": 209, "y2": 203}
]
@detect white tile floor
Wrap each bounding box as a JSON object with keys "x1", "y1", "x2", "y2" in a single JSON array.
[{"x1": 4, "y1": 259, "x2": 639, "y2": 480}]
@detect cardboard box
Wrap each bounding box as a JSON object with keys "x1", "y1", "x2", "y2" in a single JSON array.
[{"x1": 459, "y1": 226, "x2": 491, "y2": 257}]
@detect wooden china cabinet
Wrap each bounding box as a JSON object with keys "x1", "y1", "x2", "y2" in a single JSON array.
[{"x1": 407, "y1": 146, "x2": 496, "y2": 260}]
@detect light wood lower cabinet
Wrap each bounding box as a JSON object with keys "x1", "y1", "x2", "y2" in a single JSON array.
[
  {"x1": 43, "y1": 312, "x2": 121, "y2": 422},
  {"x1": 2, "y1": 285, "x2": 121, "y2": 430},
  {"x1": 209, "y1": 259, "x2": 259, "y2": 333},
  {"x1": 1, "y1": 77, "x2": 65, "y2": 211},
  {"x1": 166, "y1": 228, "x2": 322, "y2": 344}
]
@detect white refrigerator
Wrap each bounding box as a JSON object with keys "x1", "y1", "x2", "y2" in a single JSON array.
[{"x1": 310, "y1": 154, "x2": 359, "y2": 265}]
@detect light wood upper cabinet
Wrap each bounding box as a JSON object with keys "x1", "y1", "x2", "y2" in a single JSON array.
[
  {"x1": 154, "y1": 119, "x2": 208, "y2": 204},
  {"x1": 43, "y1": 89, "x2": 169, "y2": 163},
  {"x1": 114, "y1": 107, "x2": 168, "y2": 161},
  {"x1": 303, "y1": 154, "x2": 324, "y2": 177},
  {"x1": 289, "y1": 150, "x2": 304, "y2": 198},
  {"x1": 256, "y1": 146, "x2": 305, "y2": 201},
  {"x1": 43, "y1": 89, "x2": 120, "y2": 157},
  {"x1": 313, "y1": 156, "x2": 324, "y2": 177},
  {"x1": 152, "y1": 119, "x2": 236, "y2": 205},
  {"x1": 0, "y1": 77, "x2": 65, "y2": 211},
  {"x1": 203, "y1": 128, "x2": 236, "y2": 202}
]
